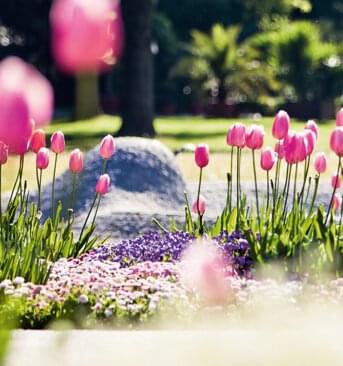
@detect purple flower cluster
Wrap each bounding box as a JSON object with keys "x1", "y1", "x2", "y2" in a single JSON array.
[
  {"x1": 87, "y1": 231, "x2": 195, "y2": 266},
  {"x1": 85, "y1": 230, "x2": 253, "y2": 278},
  {"x1": 213, "y1": 231, "x2": 253, "y2": 278}
]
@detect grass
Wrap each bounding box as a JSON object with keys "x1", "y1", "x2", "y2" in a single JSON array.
[{"x1": 2, "y1": 114, "x2": 337, "y2": 191}]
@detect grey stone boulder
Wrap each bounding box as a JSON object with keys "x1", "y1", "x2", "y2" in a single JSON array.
[{"x1": 36, "y1": 137, "x2": 187, "y2": 234}]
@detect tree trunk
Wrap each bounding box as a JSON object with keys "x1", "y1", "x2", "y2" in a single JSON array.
[
  {"x1": 118, "y1": 0, "x2": 155, "y2": 137},
  {"x1": 75, "y1": 73, "x2": 100, "y2": 120}
]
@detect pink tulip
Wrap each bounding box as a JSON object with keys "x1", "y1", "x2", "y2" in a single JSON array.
[
  {"x1": 36, "y1": 147, "x2": 50, "y2": 170},
  {"x1": 192, "y1": 195, "x2": 207, "y2": 215},
  {"x1": 305, "y1": 120, "x2": 319, "y2": 139},
  {"x1": 0, "y1": 57, "x2": 53, "y2": 127},
  {"x1": 195, "y1": 144, "x2": 209, "y2": 168},
  {"x1": 69, "y1": 148, "x2": 84, "y2": 174},
  {"x1": 99, "y1": 135, "x2": 115, "y2": 159},
  {"x1": 336, "y1": 108, "x2": 343, "y2": 127},
  {"x1": 331, "y1": 173, "x2": 341, "y2": 189},
  {"x1": 272, "y1": 110, "x2": 290, "y2": 140},
  {"x1": 180, "y1": 242, "x2": 231, "y2": 305},
  {"x1": 96, "y1": 174, "x2": 110, "y2": 195},
  {"x1": 50, "y1": 0, "x2": 124, "y2": 74},
  {"x1": 304, "y1": 130, "x2": 316, "y2": 157},
  {"x1": 314, "y1": 153, "x2": 327, "y2": 174},
  {"x1": 333, "y1": 193, "x2": 342, "y2": 212},
  {"x1": 30, "y1": 129, "x2": 46, "y2": 153},
  {"x1": 295, "y1": 133, "x2": 308, "y2": 162},
  {"x1": 330, "y1": 127, "x2": 343, "y2": 157},
  {"x1": 50, "y1": 131, "x2": 65, "y2": 154},
  {"x1": 0, "y1": 142, "x2": 8, "y2": 165},
  {"x1": 275, "y1": 140, "x2": 285, "y2": 159},
  {"x1": 283, "y1": 131, "x2": 298, "y2": 164},
  {"x1": 260, "y1": 147, "x2": 277, "y2": 171},
  {"x1": 245, "y1": 124, "x2": 264, "y2": 150},
  {"x1": 227, "y1": 123, "x2": 246, "y2": 148},
  {"x1": 0, "y1": 91, "x2": 33, "y2": 155}
]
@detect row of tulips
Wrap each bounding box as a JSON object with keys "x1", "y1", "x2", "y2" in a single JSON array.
[
  {"x1": 0, "y1": 125, "x2": 116, "y2": 284},
  {"x1": 185, "y1": 108, "x2": 343, "y2": 275}
]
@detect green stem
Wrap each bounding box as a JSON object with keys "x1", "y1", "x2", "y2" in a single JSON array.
[
  {"x1": 338, "y1": 193, "x2": 343, "y2": 245},
  {"x1": 36, "y1": 167, "x2": 42, "y2": 210},
  {"x1": 0, "y1": 165, "x2": 3, "y2": 243},
  {"x1": 298, "y1": 156, "x2": 311, "y2": 205},
  {"x1": 282, "y1": 163, "x2": 293, "y2": 218},
  {"x1": 7, "y1": 161, "x2": 21, "y2": 210},
  {"x1": 325, "y1": 157, "x2": 342, "y2": 225},
  {"x1": 70, "y1": 173, "x2": 77, "y2": 211},
  {"x1": 266, "y1": 170, "x2": 270, "y2": 212},
  {"x1": 292, "y1": 163, "x2": 299, "y2": 210},
  {"x1": 18, "y1": 155, "x2": 25, "y2": 206},
  {"x1": 102, "y1": 159, "x2": 108, "y2": 174},
  {"x1": 252, "y1": 149, "x2": 260, "y2": 226},
  {"x1": 79, "y1": 193, "x2": 98, "y2": 241},
  {"x1": 274, "y1": 153, "x2": 281, "y2": 198},
  {"x1": 229, "y1": 146, "x2": 233, "y2": 212},
  {"x1": 309, "y1": 175, "x2": 319, "y2": 216},
  {"x1": 91, "y1": 195, "x2": 102, "y2": 228},
  {"x1": 51, "y1": 153, "x2": 58, "y2": 219},
  {"x1": 196, "y1": 168, "x2": 204, "y2": 235}
]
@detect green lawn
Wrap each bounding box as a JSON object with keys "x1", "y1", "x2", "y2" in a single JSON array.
[
  {"x1": 47, "y1": 114, "x2": 335, "y2": 153},
  {"x1": 3, "y1": 115, "x2": 337, "y2": 191}
]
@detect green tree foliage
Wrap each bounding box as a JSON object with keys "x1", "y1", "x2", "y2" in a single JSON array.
[{"x1": 172, "y1": 24, "x2": 279, "y2": 107}]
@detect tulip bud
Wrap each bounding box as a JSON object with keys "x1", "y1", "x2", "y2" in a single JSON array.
[
  {"x1": 260, "y1": 147, "x2": 277, "y2": 171},
  {"x1": 331, "y1": 173, "x2": 341, "y2": 189},
  {"x1": 330, "y1": 127, "x2": 343, "y2": 157},
  {"x1": 30, "y1": 129, "x2": 46, "y2": 153},
  {"x1": 274, "y1": 140, "x2": 285, "y2": 159},
  {"x1": 305, "y1": 120, "x2": 319, "y2": 139},
  {"x1": 227, "y1": 123, "x2": 246, "y2": 148},
  {"x1": 69, "y1": 148, "x2": 84, "y2": 174},
  {"x1": 333, "y1": 193, "x2": 342, "y2": 212},
  {"x1": 96, "y1": 174, "x2": 110, "y2": 195},
  {"x1": 272, "y1": 110, "x2": 290, "y2": 140},
  {"x1": 245, "y1": 124, "x2": 264, "y2": 150},
  {"x1": 192, "y1": 195, "x2": 207, "y2": 215},
  {"x1": 36, "y1": 147, "x2": 50, "y2": 170},
  {"x1": 336, "y1": 108, "x2": 343, "y2": 127},
  {"x1": 194, "y1": 144, "x2": 209, "y2": 168},
  {"x1": 304, "y1": 130, "x2": 316, "y2": 156},
  {"x1": 314, "y1": 153, "x2": 327, "y2": 174},
  {"x1": 0, "y1": 142, "x2": 8, "y2": 165},
  {"x1": 99, "y1": 135, "x2": 115, "y2": 159},
  {"x1": 50, "y1": 131, "x2": 65, "y2": 154}
]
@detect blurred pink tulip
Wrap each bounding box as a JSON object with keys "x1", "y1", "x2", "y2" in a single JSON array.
[
  {"x1": 30, "y1": 129, "x2": 46, "y2": 154},
  {"x1": 69, "y1": 148, "x2": 84, "y2": 173},
  {"x1": 336, "y1": 108, "x2": 343, "y2": 127},
  {"x1": 192, "y1": 195, "x2": 207, "y2": 215},
  {"x1": 180, "y1": 242, "x2": 231, "y2": 305},
  {"x1": 0, "y1": 92, "x2": 33, "y2": 155},
  {"x1": 99, "y1": 135, "x2": 115, "y2": 159},
  {"x1": 260, "y1": 147, "x2": 277, "y2": 171},
  {"x1": 195, "y1": 144, "x2": 209, "y2": 168},
  {"x1": 333, "y1": 193, "x2": 342, "y2": 212},
  {"x1": 304, "y1": 130, "x2": 316, "y2": 157},
  {"x1": 314, "y1": 153, "x2": 327, "y2": 174},
  {"x1": 50, "y1": 131, "x2": 65, "y2": 154},
  {"x1": 245, "y1": 124, "x2": 264, "y2": 150},
  {"x1": 305, "y1": 120, "x2": 319, "y2": 139},
  {"x1": 330, "y1": 127, "x2": 343, "y2": 157},
  {"x1": 331, "y1": 173, "x2": 341, "y2": 189},
  {"x1": 96, "y1": 173, "x2": 110, "y2": 195},
  {"x1": 36, "y1": 148, "x2": 50, "y2": 170},
  {"x1": 50, "y1": 0, "x2": 124, "y2": 74},
  {"x1": 0, "y1": 57, "x2": 53, "y2": 127},
  {"x1": 272, "y1": 110, "x2": 290, "y2": 140},
  {"x1": 274, "y1": 140, "x2": 285, "y2": 159},
  {"x1": 0, "y1": 142, "x2": 8, "y2": 165},
  {"x1": 227, "y1": 123, "x2": 246, "y2": 148}
]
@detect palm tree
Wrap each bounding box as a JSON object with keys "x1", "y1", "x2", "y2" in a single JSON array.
[{"x1": 173, "y1": 24, "x2": 279, "y2": 109}]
